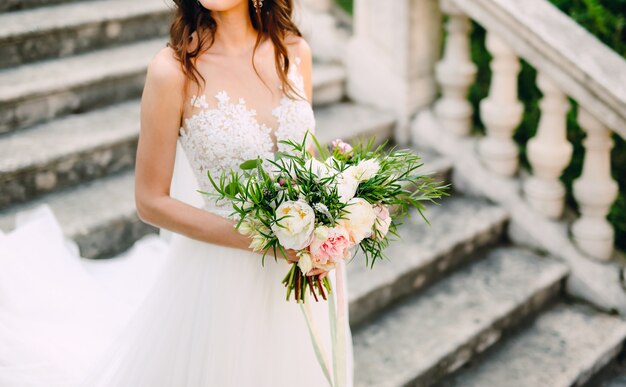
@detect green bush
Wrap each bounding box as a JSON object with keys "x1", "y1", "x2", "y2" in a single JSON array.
[{"x1": 334, "y1": 0, "x2": 626, "y2": 252}]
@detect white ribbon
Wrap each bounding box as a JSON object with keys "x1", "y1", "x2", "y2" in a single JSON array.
[{"x1": 299, "y1": 259, "x2": 348, "y2": 387}]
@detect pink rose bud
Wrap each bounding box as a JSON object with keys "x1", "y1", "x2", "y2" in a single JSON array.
[{"x1": 332, "y1": 139, "x2": 353, "y2": 156}]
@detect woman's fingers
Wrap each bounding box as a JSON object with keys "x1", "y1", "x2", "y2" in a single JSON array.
[
  {"x1": 306, "y1": 268, "x2": 329, "y2": 277},
  {"x1": 280, "y1": 249, "x2": 299, "y2": 263}
]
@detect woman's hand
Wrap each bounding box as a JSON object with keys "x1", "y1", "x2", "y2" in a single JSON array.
[
  {"x1": 272, "y1": 248, "x2": 329, "y2": 280},
  {"x1": 306, "y1": 268, "x2": 329, "y2": 280},
  {"x1": 263, "y1": 247, "x2": 299, "y2": 264}
]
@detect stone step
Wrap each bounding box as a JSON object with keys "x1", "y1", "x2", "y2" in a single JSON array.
[
  {"x1": 352, "y1": 247, "x2": 569, "y2": 387},
  {"x1": 0, "y1": 0, "x2": 93, "y2": 13},
  {"x1": 347, "y1": 196, "x2": 508, "y2": 327},
  {"x1": 0, "y1": 171, "x2": 150, "y2": 259},
  {"x1": 0, "y1": 100, "x2": 393, "y2": 209},
  {"x1": 0, "y1": 101, "x2": 396, "y2": 255},
  {"x1": 439, "y1": 303, "x2": 626, "y2": 387},
  {"x1": 0, "y1": 0, "x2": 172, "y2": 68},
  {"x1": 0, "y1": 38, "x2": 164, "y2": 134},
  {"x1": 314, "y1": 101, "x2": 395, "y2": 146},
  {"x1": 0, "y1": 39, "x2": 348, "y2": 134},
  {"x1": 311, "y1": 61, "x2": 346, "y2": 106},
  {"x1": 0, "y1": 101, "x2": 139, "y2": 210}
]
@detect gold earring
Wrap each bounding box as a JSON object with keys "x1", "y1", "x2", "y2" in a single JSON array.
[{"x1": 253, "y1": 0, "x2": 263, "y2": 10}]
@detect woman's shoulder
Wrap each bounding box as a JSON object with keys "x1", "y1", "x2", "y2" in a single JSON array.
[
  {"x1": 283, "y1": 32, "x2": 312, "y2": 63},
  {"x1": 146, "y1": 46, "x2": 186, "y2": 89}
]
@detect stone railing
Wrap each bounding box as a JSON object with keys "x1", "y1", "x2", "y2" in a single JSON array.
[
  {"x1": 432, "y1": 0, "x2": 625, "y2": 261},
  {"x1": 344, "y1": 0, "x2": 626, "y2": 312}
]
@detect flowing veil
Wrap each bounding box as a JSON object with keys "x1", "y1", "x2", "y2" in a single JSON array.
[{"x1": 0, "y1": 139, "x2": 197, "y2": 385}]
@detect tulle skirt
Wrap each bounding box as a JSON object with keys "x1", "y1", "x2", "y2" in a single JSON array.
[{"x1": 0, "y1": 204, "x2": 354, "y2": 387}]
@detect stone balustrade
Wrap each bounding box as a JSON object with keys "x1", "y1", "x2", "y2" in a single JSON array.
[
  {"x1": 427, "y1": 0, "x2": 626, "y2": 261},
  {"x1": 347, "y1": 0, "x2": 625, "y2": 262}
]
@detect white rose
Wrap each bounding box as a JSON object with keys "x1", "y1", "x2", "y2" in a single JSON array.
[
  {"x1": 335, "y1": 168, "x2": 359, "y2": 203},
  {"x1": 271, "y1": 200, "x2": 316, "y2": 250},
  {"x1": 304, "y1": 158, "x2": 332, "y2": 178},
  {"x1": 297, "y1": 250, "x2": 314, "y2": 274},
  {"x1": 350, "y1": 159, "x2": 380, "y2": 182},
  {"x1": 339, "y1": 198, "x2": 377, "y2": 244}
]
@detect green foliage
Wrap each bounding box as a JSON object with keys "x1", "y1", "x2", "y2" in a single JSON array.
[{"x1": 335, "y1": 0, "x2": 353, "y2": 14}]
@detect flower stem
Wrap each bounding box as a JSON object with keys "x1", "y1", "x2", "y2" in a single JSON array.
[
  {"x1": 316, "y1": 276, "x2": 327, "y2": 300},
  {"x1": 295, "y1": 268, "x2": 301, "y2": 303},
  {"x1": 307, "y1": 275, "x2": 319, "y2": 302}
]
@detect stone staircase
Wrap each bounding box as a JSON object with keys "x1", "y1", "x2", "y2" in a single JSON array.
[{"x1": 1, "y1": 1, "x2": 626, "y2": 387}]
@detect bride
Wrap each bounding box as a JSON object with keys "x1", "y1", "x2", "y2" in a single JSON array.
[{"x1": 0, "y1": 0, "x2": 354, "y2": 386}]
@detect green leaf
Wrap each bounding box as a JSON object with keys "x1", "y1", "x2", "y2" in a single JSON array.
[
  {"x1": 225, "y1": 181, "x2": 239, "y2": 196},
  {"x1": 240, "y1": 159, "x2": 260, "y2": 170}
]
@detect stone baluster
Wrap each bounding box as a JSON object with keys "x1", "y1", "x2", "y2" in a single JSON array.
[
  {"x1": 523, "y1": 72, "x2": 573, "y2": 218},
  {"x1": 433, "y1": 0, "x2": 477, "y2": 136},
  {"x1": 572, "y1": 107, "x2": 618, "y2": 261},
  {"x1": 478, "y1": 32, "x2": 524, "y2": 176}
]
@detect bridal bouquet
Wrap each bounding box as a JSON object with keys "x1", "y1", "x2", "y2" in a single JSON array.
[{"x1": 206, "y1": 133, "x2": 447, "y2": 304}]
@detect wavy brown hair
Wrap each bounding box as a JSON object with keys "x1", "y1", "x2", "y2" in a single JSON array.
[{"x1": 167, "y1": 0, "x2": 306, "y2": 103}]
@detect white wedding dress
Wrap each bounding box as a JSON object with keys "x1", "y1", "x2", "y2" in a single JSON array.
[{"x1": 0, "y1": 55, "x2": 354, "y2": 387}]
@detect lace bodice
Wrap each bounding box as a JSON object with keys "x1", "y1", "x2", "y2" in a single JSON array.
[{"x1": 179, "y1": 56, "x2": 316, "y2": 217}]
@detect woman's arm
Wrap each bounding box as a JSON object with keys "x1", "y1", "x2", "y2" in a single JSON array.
[
  {"x1": 297, "y1": 36, "x2": 316, "y2": 157},
  {"x1": 134, "y1": 47, "x2": 296, "y2": 261}
]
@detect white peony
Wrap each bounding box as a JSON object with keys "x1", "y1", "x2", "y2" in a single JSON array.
[
  {"x1": 350, "y1": 158, "x2": 380, "y2": 182},
  {"x1": 297, "y1": 250, "x2": 314, "y2": 274},
  {"x1": 338, "y1": 198, "x2": 377, "y2": 244},
  {"x1": 335, "y1": 168, "x2": 359, "y2": 203},
  {"x1": 271, "y1": 200, "x2": 316, "y2": 250}
]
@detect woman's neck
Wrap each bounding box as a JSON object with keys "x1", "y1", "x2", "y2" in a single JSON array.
[{"x1": 210, "y1": 2, "x2": 261, "y2": 57}]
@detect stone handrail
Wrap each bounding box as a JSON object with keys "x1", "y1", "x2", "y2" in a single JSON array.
[{"x1": 451, "y1": 0, "x2": 626, "y2": 138}]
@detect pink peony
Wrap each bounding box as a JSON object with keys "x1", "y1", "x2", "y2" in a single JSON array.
[{"x1": 309, "y1": 225, "x2": 352, "y2": 270}]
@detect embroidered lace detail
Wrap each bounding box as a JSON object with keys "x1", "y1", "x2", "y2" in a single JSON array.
[
  {"x1": 178, "y1": 55, "x2": 316, "y2": 217},
  {"x1": 190, "y1": 94, "x2": 209, "y2": 109}
]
